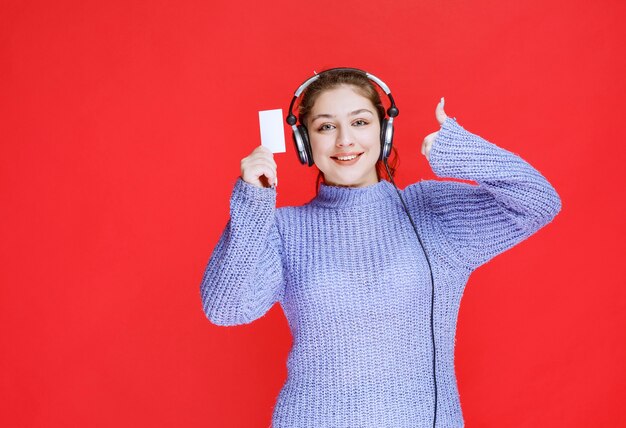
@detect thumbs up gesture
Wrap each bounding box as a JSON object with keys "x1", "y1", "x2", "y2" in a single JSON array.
[{"x1": 420, "y1": 97, "x2": 448, "y2": 161}]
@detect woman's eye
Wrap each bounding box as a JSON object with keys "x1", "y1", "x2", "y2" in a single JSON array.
[
  {"x1": 353, "y1": 120, "x2": 368, "y2": 126},
  {"x1": 318, "y1": 124, "x2": 335, "y2": 131}
]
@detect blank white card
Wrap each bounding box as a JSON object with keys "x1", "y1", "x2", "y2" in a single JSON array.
[{"x1": 259, "y1": 109, "x2": 286, "y2": 153}]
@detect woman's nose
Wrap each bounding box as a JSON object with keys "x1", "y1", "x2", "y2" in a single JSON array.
[{"x1": 336, "y1": 127, "x2": 354, "y2": 147}]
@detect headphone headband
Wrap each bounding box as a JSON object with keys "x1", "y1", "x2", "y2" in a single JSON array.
[{"x1": 287, "y1": 67, "x2": 398, "y2": 126}]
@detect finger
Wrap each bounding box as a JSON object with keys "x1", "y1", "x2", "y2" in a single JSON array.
[
  {"x1": 421, "y1": 131, "x2": 438, "y2": 157},
  {"x1": 243, "y1": 154, "x2": 277, "y2": 174},
  {"x1": 250, "y1": 148, "x2": 277, "y2": 168},
  {"x1": 258, "y1": 153, "x2": 278, "y2": 170},
  {"x1": 263, "y1": 168, "x2": 278, "y2": 187},
  {"x1": 422, "y1": 131, "x2": 437, "y2": 146},
  {"x1": 254, "y1": 145, "x2": 272, "y2": 154},
  {"x1": 243, "y1": 165, "x2": 276, "y2": 185},
  {"x1": 242, "y1": 155, "x2": 277, "y2": 177},
  {"x1": 421, "y1": 138, "x2": 429, "y2": 157},
  {"x1": 435, "y1": 97, "x2": 448, "y2": 125},
  {"x1": 250, "y1": 157, "x2": 277, "y2": 174},
  {"x1": 424, "y1": 141, "x2": 432, "y2": 157}
]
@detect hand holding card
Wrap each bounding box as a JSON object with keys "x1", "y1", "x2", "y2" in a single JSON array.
[{"x1": 240, "y1": 145, "x2": 278, "y2": 189}]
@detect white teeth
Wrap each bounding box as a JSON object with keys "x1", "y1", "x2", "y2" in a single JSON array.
[{"x1": 336, "y1": 154, "x2": 358, "y2": 160}]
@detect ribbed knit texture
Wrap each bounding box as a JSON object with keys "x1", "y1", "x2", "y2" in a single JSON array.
[{"x1": 200, "y1": 117, "x2": 562, "y2": 427}]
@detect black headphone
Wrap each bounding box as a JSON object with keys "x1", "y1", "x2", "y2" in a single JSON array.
[{"x1": 286, "y1": 67, "x2": 399, "y2": 167}]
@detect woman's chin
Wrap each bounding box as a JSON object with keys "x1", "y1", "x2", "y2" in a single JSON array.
[{"x1": 324, "y1": 175, "x2": 376, "y2": 188}]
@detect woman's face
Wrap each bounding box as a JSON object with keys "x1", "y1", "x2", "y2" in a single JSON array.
[{"x1": 307, "y1": 85, "x2": 381, "y2": 188}]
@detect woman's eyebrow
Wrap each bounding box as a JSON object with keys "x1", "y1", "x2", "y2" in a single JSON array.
[
  {"x1": 311, "y1": 109, "x2": 374, "y2": 122},
  {"x1": 310, "y1": 113, "x2": 334, "y2": 122},
  {"x1": 349, "y1": 109, "x2": 374, "y2": 116}
]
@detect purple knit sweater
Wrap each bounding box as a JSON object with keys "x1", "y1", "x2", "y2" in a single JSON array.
[{"x1": 200, "y1": 117, "x2": 561, "y2": 427}]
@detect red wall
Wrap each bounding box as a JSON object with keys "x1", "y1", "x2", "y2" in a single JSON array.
[{"x1": 1, "y1": 0, "x2": 624, "y2": 427}]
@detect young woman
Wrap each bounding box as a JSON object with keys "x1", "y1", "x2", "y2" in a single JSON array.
[{"x1": 199, "y1": 68, "x2": 561, "y2": 427}]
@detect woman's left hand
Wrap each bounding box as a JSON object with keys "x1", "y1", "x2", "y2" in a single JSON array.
[{"x1": 421, "y1": 97, "x2": 448, "y2": 161}]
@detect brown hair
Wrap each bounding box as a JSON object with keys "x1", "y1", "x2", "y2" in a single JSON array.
[{"x1": 297, "y1": 69, "x2": 400, "y2": 192}]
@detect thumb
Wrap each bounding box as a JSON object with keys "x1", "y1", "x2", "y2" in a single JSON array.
[{"x1": 436, "y1": 97, "x2": 448, "y2": 126}]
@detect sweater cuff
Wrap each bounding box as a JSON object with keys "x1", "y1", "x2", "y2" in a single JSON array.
[
  {"x1": 429, "y1": 116, "x2": 502, "y2": 181},
  {"x1": 429, "y1": 116, "x2": 468, "y2": 179},
  {"x1": 230, "y1": 177, "x2": 276, "y2": 218}
]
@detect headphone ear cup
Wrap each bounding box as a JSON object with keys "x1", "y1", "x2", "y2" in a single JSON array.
[
  {"x1": 293, "y1": 125, "x2": 314, "y2": 166},
  {"x1": 380, "y1": 119, "x2": 393, "y2": 161},
  {"x1": 299, "y1": 125, "x2": 314, "y2": 167}
]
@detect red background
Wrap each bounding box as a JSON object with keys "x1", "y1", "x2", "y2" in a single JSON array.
[{"x1": 2, "y1": 0, "x2": 624, "y2": 427}]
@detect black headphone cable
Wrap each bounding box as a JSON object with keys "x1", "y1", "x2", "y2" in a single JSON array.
[{"x1": 384, "y1": 160, "x2": 438, "y2": 428}]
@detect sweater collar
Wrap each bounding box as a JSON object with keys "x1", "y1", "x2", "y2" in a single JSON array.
[{"x1": 311, "y1": 179, "x2": 395, "y2": 208}]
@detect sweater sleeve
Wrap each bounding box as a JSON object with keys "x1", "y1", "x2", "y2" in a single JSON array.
[
  {"x1": 420, "y1": 116, "x2": 562, "y2": 271},
  {"x1": 199, "y1": 177, "x2": 285, "y2": 326}
]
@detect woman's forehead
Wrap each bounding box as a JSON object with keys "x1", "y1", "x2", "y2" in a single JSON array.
[{"x1": 311, "y1": 86, "x2": 375, "y2": 114}]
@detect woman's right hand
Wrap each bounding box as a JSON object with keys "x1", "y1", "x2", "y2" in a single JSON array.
[{"x1": 240, "y1": 145, "x2": 278, "y2": 188}]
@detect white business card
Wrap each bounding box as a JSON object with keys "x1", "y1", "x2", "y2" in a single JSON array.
[{"x1": 259, "y1": 109, "x2": 286, "y2": 153}]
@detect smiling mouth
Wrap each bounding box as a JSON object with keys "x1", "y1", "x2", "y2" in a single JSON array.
[{"x1": 331, "y1": 153, "x2": 364, "y2": 162}]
